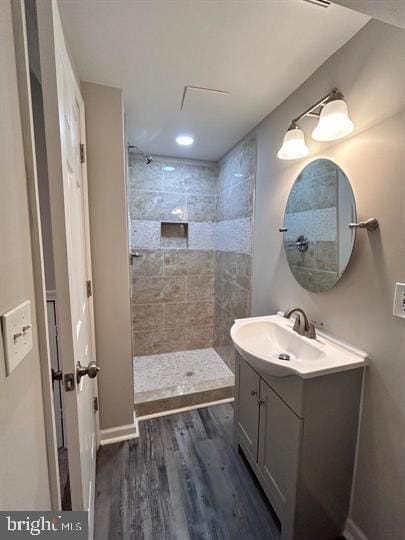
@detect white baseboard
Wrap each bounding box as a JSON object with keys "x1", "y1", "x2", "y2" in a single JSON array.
[
  {"x1": 100, "y1": 416, "x2": 139, "y2": 446},
  {"x1": 344, "y1": 518, "x2": 368, "y2": 540}
]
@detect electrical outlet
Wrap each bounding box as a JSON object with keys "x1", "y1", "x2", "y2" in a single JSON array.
[{"x1": 393, "y1": 283, "x2": 405, "y2": 319}]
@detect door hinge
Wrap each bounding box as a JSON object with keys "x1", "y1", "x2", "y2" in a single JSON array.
[
  {"x1": 93, "y1": 396, "x2": 99, "y2": 413},
  {"x1": 80, "y1": 143, "x2": 86, "y2": 164},
  {"x1": 86, "y1": 280, "x2": 92, "y2": 297}
]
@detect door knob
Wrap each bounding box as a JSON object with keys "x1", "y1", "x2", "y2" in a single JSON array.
[{"x1": 76, "y1": 360, "x2": 100, "y2": 383}]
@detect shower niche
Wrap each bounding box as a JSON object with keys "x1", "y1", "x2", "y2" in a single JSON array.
[{"x1": 160, "y1": 221, "x2": 188, "y2": 248}]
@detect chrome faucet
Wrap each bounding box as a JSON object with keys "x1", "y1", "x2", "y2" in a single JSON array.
[{"x1": 284, "y1": 307, "x2": 317, "y2": 339}]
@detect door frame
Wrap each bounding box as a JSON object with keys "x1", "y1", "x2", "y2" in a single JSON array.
[{"x1": 11, "y1": 0, "x2": 61, "y2": 510}]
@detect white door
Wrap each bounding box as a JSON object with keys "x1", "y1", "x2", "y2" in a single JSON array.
[{"x1": 37, "y1": 0, "x2": 99, "y2": 534}]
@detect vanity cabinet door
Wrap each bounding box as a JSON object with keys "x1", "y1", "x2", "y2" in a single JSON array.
[
  {"x1": 236, "y1": 357, "x2": 260, "y2": 462},
  {"x1": 258, "y1": 380, "x2": 303, "y2": 522}
]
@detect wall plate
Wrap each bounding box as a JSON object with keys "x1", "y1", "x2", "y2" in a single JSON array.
[
  {"x1": 393, "y1": 283, "x2": 405, "y2": 319},
  {"x1": 1, "y1": 300, "x2": 33, "y2": 376}
]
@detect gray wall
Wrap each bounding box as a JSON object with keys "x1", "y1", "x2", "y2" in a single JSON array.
[
  {"x1": 251, "y1": 20, "x2": 405, "y2": 539},
  {"x1": 0, "y1": 0, "x2": 51, "y2": 509},
  {"x1": 82, "y1": 82, "x2": 134, "y2": 430},
  {"x1": 129, "y1": 156, "x2": 217, "y2": 355},
  {"x1": 214, "y1": 135, "x2": 256, "y2": 371}
]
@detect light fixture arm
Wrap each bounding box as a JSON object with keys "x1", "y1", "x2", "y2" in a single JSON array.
[{"x1": 292, "y1": 88, "x2": 342, "y2": 124}]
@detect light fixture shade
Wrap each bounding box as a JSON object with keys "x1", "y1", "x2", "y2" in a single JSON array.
[
  {"x1": 312, "y1": 99, "x2": 354, "y2": 141},
  {"x1": 277, "y1": 125, "x2": 309, "y2": 160}
]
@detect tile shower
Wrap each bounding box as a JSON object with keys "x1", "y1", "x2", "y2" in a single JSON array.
[{"x1": 128, "y1": 135, "x2": 256, "y2": 414}]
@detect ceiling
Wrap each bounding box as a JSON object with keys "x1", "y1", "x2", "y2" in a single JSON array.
[
  {"x1": 58, "y1": 0, "x2": 368, "y2": 161},
  {"x1": 334, "y1": 0, "x2": 405, "y2": 30}
]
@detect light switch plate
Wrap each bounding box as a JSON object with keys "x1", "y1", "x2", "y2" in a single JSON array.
[
  {"x1": 1, "y1": 300, "x2": 33, "y2": 376},
  {"x1": 393, "y1": 283, "x2": 405, "y2": 319}
]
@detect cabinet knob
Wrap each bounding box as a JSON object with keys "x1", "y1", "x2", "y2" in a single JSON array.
[
  {"x1": 258, "y1": 399, "x2": 265, "y2": 406},
  {"x1": 250, "y1": 389, "x2": 257, "y2": 396}
]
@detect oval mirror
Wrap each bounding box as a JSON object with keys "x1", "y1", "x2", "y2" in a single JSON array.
[{"x1": 283, "y1": 158, "x2": 356, "y2": 292}]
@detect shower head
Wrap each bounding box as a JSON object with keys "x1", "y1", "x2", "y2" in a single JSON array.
[{"x1": 127, "y1": 143, "x2": 153, "y2": 165}]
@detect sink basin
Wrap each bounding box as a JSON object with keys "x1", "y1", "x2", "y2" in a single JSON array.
[{"x1": 231, "y1": 313, "x2": 368, "y2": 378}]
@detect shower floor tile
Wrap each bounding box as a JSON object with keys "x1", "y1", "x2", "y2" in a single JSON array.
[{"x1": 133, "y1": 348, "x2": 234, "y2": 417}]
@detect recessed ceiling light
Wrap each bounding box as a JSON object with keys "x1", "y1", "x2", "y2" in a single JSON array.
[
  {"x1": 176, "y1": 135, "x2": 194, "y2": 146},
  {"x1": 163, "y1": 166, "x2": 175, "y2": 172},
  {"x1": 234, "y1": 173, "x2": 244, "y2": 178}
]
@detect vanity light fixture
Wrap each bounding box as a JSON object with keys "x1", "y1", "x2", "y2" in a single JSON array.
[
  {"x1": 277, "y1": 89, "x2": 354, "y2": 160},
  {"x1": 277, "y1": 122, "x2": 309, "y2": 160}
]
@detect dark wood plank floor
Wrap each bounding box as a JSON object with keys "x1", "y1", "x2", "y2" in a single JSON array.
[{"x1": 94, "y1": 404, "x2": 280, "y2": 540}]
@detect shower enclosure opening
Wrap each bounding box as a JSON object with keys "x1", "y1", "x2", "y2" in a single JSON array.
[{"x1": 128, "y1": 137, "x2": 256, "y2": 418}]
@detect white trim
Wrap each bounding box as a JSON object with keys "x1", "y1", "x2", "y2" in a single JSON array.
[
  {"x1": 11, "y1": 0, "x2": 61, "y2": 510},
  {"x1": 137, "y1": 397, "x2": 234, "y2": 422},
  {"x1": 100, "y1": 415, "x2": 139, "y2": 446},
  {"x1": 344, "y1": 518, "x2": 368, "y2": 540}
]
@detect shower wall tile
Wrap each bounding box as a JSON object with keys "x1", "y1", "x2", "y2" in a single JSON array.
[
  {"x1": 163, "y1": 249, "x2": 214, "y2": 276},
  {"x1": 163, "y1": 163, "x2": 217, "y2": 195},
  {"x1": 216, "y1": 178, "x2": 254, "y2": 221},
  {"x1": 129, "y1": 159, "x2": 163, "y2": 191},
  {"x1": 128, "y1": 145, "x2": 256, "y2": 359},
  {"x1": 213, "y1": 302, "x2": 236, "y2": 371},
  {"x1": 187, "y1": 194, "x2": 216, "y2": 222},
  {"x1": 132, "y1": 276, "x2": 185, "y2": 304},
  {"x1": 164, "y1": 301, "x2": 214, "y2": 328},
  {"x1": 129, "y1": 156, "x2": 218, "y2": 354},
  {"x1": 188, "y1": 222, "x2": 214, "y2": 250},
  {"x1": 186, "y1": 275, "x2": 215, "y2": 301},
  {"x1": 130, "y1": 191, "x2": 187, "y2": 221},
  {"x1": 215, "y1": 251, "x2": 251, "y2": 290},
  {"x1": 213, "y1": 302, "x2": 235, "y2": 348},
  {"x1": 131, "y1": 249, "x2": 164, "y2": 276},
  {"x1": 214, "y1": 218, "x2": 252, "y2": 255},
  {"x1": 132, "y1": 327, "x2": 186, "y2": 356},
  {"x1": 217, "y1": 135, "x2": 256, "y2": 194},
  {"x1": 185, "y1": 325, "x2": 214, "y2": 349},
  {"x1": 213, "y1": 135, "x2": 256, "y2": 370},
  {"x1": 215, "y1": 273, "x2": 250, "y2": 319},
  {"x1": 132, "y1": 304, "x2": 164, "y2": 331},
  {"x1": 130, "y1": 220, "x2": 160, "y2": 249}
]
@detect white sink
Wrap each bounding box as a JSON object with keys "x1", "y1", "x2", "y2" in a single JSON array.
[{"x1": 230, "y1": 313, "x2": 368, "y2": 378}]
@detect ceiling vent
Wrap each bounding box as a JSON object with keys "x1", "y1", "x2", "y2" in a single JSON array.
[
  {"x1": 180, "y1": 85, "x2": 229, "y2": 111},
  {"x1": 302, "y1": 0, "x2": 331, "y2": 7}
]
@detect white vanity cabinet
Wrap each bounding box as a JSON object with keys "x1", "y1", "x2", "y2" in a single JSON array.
[{"x1": 234, "y1": 351, "x2": 363, "y2": 540}]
